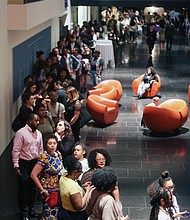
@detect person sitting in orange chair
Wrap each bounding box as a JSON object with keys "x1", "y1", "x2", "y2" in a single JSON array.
[
  {"x1": 141, "y1": 96, "x2": 160, "y2": 127},
  {"x1": 136, "y1": 66, "x2": 158, "y2": 99}
]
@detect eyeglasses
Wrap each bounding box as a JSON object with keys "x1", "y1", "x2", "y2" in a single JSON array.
[
  {"x1": 96, "y1": 158, "x2": 106, "y2": 161},
  {"x1": 167, "y1": 185, "x2": 175, "y2": 190}
]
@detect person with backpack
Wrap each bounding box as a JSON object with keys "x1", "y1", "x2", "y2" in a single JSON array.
[
  {"x1": 12, "y1": 93, "x2": 34, "y2": 132},
  {"x1": 129, "y1": 17, "x2": 137, "y2": 43},
  {"x1": 88, "y1": 50, "x2": 104, "y2": 86}
]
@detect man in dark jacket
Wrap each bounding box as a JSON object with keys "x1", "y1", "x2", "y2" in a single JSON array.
[
  {"x1": 165, "y1": 20, "x2": 176, "y2": 51},
  {"x1": 146, "y1": 24, "x2": 157, "y2": 54}
]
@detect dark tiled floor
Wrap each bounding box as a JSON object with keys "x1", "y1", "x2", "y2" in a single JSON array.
[
  {"x1": 80, "y1": 34, "x2": 190, "y2": 220},
  {"x1": 1, "y1": 33, "x2": 190, "y2": 219}
]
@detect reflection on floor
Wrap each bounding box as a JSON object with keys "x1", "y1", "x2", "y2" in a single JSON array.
[
  {"x1": 81, "y1": 34, "x2": 190, "y2": 220},
  {"x1": 1, "y1": 33, "x2": 190, "y2": 220}
]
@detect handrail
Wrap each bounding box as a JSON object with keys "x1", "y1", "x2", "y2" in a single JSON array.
[{"x1": 8, "y1": 0, "x2": 43, "y2": 4}]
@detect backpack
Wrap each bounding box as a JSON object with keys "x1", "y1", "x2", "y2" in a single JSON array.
[
  {"x1": 130, "y1": 17, "x2": 136, "y2": 26},
  {"x1": 12, "y1": 115, "x2": 22, "y2": 132}
]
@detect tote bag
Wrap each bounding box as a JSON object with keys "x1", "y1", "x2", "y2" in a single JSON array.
[{"x1": 80, "y1": 104, "x2": 91, "y2": 128}]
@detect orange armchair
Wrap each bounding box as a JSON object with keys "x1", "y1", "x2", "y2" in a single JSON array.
[
  {"x1": 143, "y1": 99, "x2": 188, "y2": 133},
  {"x1": 188, "y1": 85, "x2": 190, "y2": 103},
  {"x1": 86, "y1": 94, "x2": 118, "y2": 124},
  {"x1": 93, "y1": 79, "x2": 123, "y2": 101},
  {"x1": 88, "y1": 85, "x2": 118, "y2": 100},
  {"x1": 132, "y1": 74, "x2": 161, "y2": 97}
]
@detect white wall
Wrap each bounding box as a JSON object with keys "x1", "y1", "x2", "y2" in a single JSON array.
[
  {"x1": 90, "y1": 6, "x2": 99, "y2": 22},
  {"x1": 0, "y1": 0, "x2": 70, "y2": 156},
  {"x1": 0, "y1": 0, "x2": 10, "y2": 156}
]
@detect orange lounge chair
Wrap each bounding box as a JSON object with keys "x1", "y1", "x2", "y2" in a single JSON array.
[
  {"x1": 93, "y1": 79, "x2": 122, "y2": 101},
  {"x1": 86, "y1": 94, "x2": 118, "y2": 124},
  {"x1": 188, "y1": 85, "x2": 190, "y2": 103},
  {"x1": 88, "y1": 85, "x2": 118, "y2": 100},
  {"x1": 143, "y1": 99, "x2": 188, "y2": 133},
  {"x1": 132, "y1": 74, "x2": 161, "y2": 97}
]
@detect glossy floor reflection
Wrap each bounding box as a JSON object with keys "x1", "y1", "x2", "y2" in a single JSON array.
[
  {"x1": 1, "y1": 34, "x2": 190, "y2": 220},
  {"x1": 80, "y1": 34, "x2": 190, "y2": 219}
]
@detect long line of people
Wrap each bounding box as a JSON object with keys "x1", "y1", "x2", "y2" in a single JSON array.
[{"x1": 11, "y1": 10, "x2": 190, "y2": 219}]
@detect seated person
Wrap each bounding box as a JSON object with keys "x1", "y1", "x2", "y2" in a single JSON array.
[
  {"x1": 137, "y1": 66, "x2": 158, "y2": 99},
  {"x1": 141, "y1": 96, "x2": 160, "y2": 127}
]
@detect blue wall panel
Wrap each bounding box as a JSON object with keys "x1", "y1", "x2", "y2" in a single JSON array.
[{"x1": 13, "y1": 26, "x2": 51, "y2": 102}]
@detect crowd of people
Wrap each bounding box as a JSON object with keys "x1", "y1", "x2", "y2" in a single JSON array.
[
  {"x1": 12, "y1": 120, "x2": 129, "y2": 220},
  {"x1": 101, "y1": 6, "x2": 189, "y2": 52},
  {"x1": 10, "y1": 6, "x2": 190, "y2": 220}
]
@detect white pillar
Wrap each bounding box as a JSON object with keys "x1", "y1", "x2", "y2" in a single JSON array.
[
  {"x1": 78, "y1": 6, "x2": 88, "y2": 27},
  {"x1": 65, "y1": 0, "x2": 72, "y2": 30}
]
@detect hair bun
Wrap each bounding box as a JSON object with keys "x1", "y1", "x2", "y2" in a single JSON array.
[{"x1": 161, "y1": 170, "x2": 170, "y2": 179}]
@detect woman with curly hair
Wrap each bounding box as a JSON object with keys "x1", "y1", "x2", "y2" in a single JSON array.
[
  {"x1": 81, "y1": 148, "x2": 112, "y2": 186},
  {"x1": 55, "y1": 119, "x2": 75, "y2": 161},
  {"x1": 81, "y1": 148, "x2": 121, "y2": 205},
  {"x1": 86, "y1": 167, "x2": 128, "y2": 220}
]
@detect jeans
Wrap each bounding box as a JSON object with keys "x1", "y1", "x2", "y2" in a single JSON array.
[
  {"x1": 137, "y1": 82, "x2": 150, "y2": 97},
  {"x1": 89, "y1": 70, "x2": 98, "y2": 86}
]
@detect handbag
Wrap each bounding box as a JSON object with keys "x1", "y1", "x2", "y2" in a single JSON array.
[
  {"x1": 80, "y1": 104, "x2": 91, "y2": 128},
  {"x1": 12, "y1": 115, "x2": 22, "y2": 132},
  {"x1": 45, "y1": 191, "x2": 61, "y2": 208}
]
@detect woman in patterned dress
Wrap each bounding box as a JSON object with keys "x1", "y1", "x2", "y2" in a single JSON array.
[{"x1": 31, "y1": 134, "x2": 64, "y2": 219}]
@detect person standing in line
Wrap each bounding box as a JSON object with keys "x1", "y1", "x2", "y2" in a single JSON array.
[
  {"x1": 65, "y1": 86, "x2": 82, "y2": 142},
  {"x1": 33, "y1": 50, "x2": 45, "y2": 82},
  {"x1": 86, "y1": 167, "x2": 128, "y2": 220},
  {"x1": 31, "y1": 134, "x2": 65, "y2": 220},
  {"x1": 89, "y1": 50, "x2": 104, "y2": 86},
  {"x1": 55, "y1": 119, "x2": 75, "y2": 162},
  {"x1": 47, "y1": 91, "x2": 65, "y2": 125},
  {"x1": 81, "y1": 148, "x2": 121, "y2": 207},
  {"x1": 16, "y1": 93, "x2": 35, "y2": 130},
  {"x1": 58, "y1": 155, "x2": 93, "y2": 220},
  {"x1": 81, "y1": 45, "x2": 92, "y2": 93},
  {"x1": 54, "y1": 80, "x2": 67, "y2": 106},
  {"x1": 73, "y1": 142, "x2": 89, "y2": 180},
  {"x1": 12, "y1": 114, "x2": 43, "y2": 220}
]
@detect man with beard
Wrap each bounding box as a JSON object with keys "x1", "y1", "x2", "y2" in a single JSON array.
[{"x1": 12, "y1": 114, "x2": 43, "y2": 220}]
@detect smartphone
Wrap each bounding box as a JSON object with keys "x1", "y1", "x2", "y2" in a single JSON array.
[{"x1": 182, "y1": 211, "x2": 190, "y2": 217}]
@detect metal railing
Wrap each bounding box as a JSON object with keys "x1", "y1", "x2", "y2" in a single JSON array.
[{"x1": 8, "y1": 0, "x2": 43, "y2": 4}]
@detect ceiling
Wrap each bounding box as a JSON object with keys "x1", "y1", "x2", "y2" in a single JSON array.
[{"x1": 71, "y1": 0, "x2": 190, "y2": 8}]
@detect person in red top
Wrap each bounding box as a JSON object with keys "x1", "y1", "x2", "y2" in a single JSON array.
[{"x1": 12, "y1": 113, "x2": 43, "y2": 220}]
